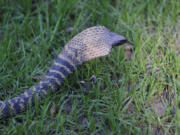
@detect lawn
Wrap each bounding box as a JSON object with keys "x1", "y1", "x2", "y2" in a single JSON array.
[{"x1": 0, "y1": 0, "x2": 179, "y2": 134}]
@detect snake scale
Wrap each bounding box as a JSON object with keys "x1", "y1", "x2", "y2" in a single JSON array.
[{"x1": 0, "y1": 26, "x2": 127, "y2": 119}]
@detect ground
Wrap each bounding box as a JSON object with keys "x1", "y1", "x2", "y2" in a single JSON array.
[{"x1": 0, "y1": 0, "x2": 179, "y2": 134}]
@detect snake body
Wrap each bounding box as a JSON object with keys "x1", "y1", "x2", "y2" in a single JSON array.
[{"x1": 0, "y1": 26, "x2": 127, "y2": 118}]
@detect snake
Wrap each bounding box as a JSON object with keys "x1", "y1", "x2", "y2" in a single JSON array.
[{"x1": 0, "y1": 26, "x2": 127, "y2": 119}]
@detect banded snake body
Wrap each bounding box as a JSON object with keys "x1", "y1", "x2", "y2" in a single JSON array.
[{"x1": 0, "y1": 26, "x2": 127, "y2": 119}]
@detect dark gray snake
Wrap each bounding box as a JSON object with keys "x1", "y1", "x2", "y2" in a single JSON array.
[{"x1": 0, "y1": 26, "x2": 127, "y2": 119}]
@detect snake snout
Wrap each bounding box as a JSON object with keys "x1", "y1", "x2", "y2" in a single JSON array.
[{"x1": 110, "y1": 32, "x2": 127, "y2": 46}]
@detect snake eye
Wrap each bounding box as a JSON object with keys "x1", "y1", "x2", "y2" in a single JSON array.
[{"x1": 110, "y1": 32, "x2": 127, "y2": 46}]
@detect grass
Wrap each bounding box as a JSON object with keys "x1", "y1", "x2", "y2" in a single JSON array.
[{"x1": 0, "y1": 0, "x2": 179, "y2": 134}]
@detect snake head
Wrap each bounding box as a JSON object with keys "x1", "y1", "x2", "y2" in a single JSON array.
[
  {"x1": 62, "y1": 26, "x2": 127, "y2": 64},
  {"x1": 109, "y1": 32, "x2": 127, "y2": 46}
]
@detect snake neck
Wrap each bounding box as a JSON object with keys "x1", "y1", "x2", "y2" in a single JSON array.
[
  {"x1": 44, "y1": 48, "x2": 81, "y2": 90},
  {"x1": 0, "y1": 49, "x2": 82, "y2": 118}
]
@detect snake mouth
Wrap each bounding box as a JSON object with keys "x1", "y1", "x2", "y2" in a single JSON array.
[{"x1": 110, "y1": 32, "x2": 127, "y2": 46}]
